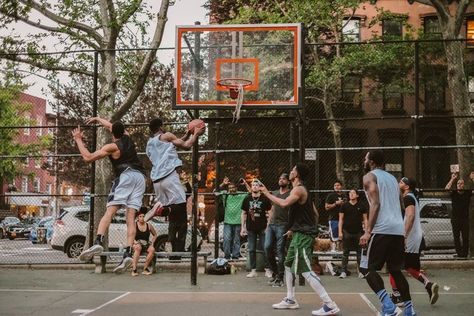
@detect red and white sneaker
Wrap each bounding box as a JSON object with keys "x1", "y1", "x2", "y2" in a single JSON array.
[{"x1": 144, "y1": 202, "x2": 164, "y2": 222}]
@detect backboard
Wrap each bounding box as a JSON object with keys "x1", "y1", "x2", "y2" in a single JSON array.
[{"x1": 174, "y1": 23, "x2": 302, "y2": 110}]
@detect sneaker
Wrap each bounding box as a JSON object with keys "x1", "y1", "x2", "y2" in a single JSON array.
[
  {"x1": 78, "y1": 244, "x2": 103, "y2": 261},
  {"x1": 403, "y1": 306, "x2": 416, "y2": 316},
  {"x1": 272, "y1": 279, "x2": 284, "y2": 287},
  {"x1": 325, "y1": 262, "x2": 336, "y2": 276},
  {"x1": 358, "y1": 272, "x2": 365, "y2": 278},
  {"x1": 390, "y1": 292, "x2": 403, "y2": 307},
  {"x1": 426, "y1": 282, "x2": 439, "y2": 305},
  {"x1": 142, "y1": 267, "x2": 152, "y2": 275},
  {"x1": 272, "y1": 297, "x2": 299, "y2": 309},
  {"x1": 267, "y1": 276, "x2": 277, "y2": 285},
  {"x1": 312, "y1": 302, "x2": 340, "y2": 315},
  {"x1": 131, "y1": 269, "x2": 138, "y2": 277},
  {"x1": 339, "y1": 271, "x2": 347, "y2": 279},
  {"x1": 113, "y1": 254, "x2": 133, "y2": 274},
  {"x1": 144, "y1": 202, "x2": 164, "y2": 222},
  {"x1": 246, "y1": 269, "x2": 258, "y2": 278},
  {"x1": 379, "y1": 306, "x2": 402, "y2": 316},
  {"x1": 265, "y1": 268, "x2": 273, "y2": 278}
]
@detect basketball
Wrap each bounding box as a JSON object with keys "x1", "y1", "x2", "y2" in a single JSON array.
[{"x1": 188, "y1": 119, "x2": 206, "y2": 135}]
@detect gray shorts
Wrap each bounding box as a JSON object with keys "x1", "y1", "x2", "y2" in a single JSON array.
[
  {"x1": 107, "y1": 169, "x2": 146, "y2": 210},
  {"x1": 153, "y1": 170, "x2": 186, "y2": 206}
]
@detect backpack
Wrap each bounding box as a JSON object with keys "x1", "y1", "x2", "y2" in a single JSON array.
[{"x1": 207, "y1": 258, "x2": 231, "y2": 275}]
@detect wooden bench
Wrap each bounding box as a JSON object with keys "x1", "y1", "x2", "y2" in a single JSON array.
[{"x1": 94, "y1": 251, "x2": 212, "y2": 274}]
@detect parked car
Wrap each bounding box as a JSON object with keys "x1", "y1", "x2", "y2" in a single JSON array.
[
  {"x1": 6, "y1": 217, "x2": 40, "y2": 240},
  {"x1": 0, "y1": 216, "x2": 20, "y2": 239},
  {"x1": 50, "y1": 206, "x2": 202, "y2": 258},
  {"x1": 208, "y1": 223, "x2": 248, "y2": 257},
  {"x1": 30, "y1": 216, "x2": 54, "y2": 244},
  {"x1": 419, "y1": 198, "x2": 455, "y2": 249}
]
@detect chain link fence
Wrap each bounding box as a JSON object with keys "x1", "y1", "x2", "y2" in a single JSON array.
[{"x1": 1, "y1": 39, "x2": 473, "y2": 265}]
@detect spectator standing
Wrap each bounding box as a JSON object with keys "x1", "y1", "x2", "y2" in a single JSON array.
[
  {"x1": 264, "y1": 173, "x2": 291, "y2": 287},
  {"x1": 445, "y1": 173, "x2": 472, "y2": 258},
  {"x1": 325, "y1": 180, "x2": 346, "y2": 252},
  {"x1": 338, "y1": 189, "x2": 368, "y2": 279},
  {"x1": 221, "y1": 181, "x2": 247, "y2": 260}
]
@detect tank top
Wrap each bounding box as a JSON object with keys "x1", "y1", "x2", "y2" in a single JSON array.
[
  {"x1": 135, "y1": 222, "x2": 150, "y2": 242},
  {"x1": 288, "y1": 185, "x2": 318, "y2": 236},
  {"x1": 405, "y1": 192, "x2": 423, "y2": 253},
  {"x1": 146, "y1": 134, "x2": 182, "y2": 181},
  {"x1": 108, "y1": 135, "x2": 145, "y2": 177},
  {"x1": 367, "y1": 169, "x2": 404, "y2": 236}
]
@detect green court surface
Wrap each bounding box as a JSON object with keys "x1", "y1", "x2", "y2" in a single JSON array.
[{"x1": 0, "y1": 268, "x2": 473, "y2": 315}]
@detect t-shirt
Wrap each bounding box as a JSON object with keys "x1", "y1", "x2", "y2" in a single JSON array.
[
  {"x1": 242, "y1": 194, "x2": 272, "y2": 232},
  {"x1": 339, "y1": 201, "x2": 367, "y2": 234},
  {"x1": 223, "y1": 193, "x2": 247, "y2": 225},
  {"x1": 269, "y1": 190, "x2": 290, "y2": 226},
  {"x1": 325, "y1": 192, "x2": 346, "y2": 221}
]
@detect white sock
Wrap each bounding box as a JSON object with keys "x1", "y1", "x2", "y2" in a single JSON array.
[
  {"x1": 285, "y1": 267, "x2": 296, "y2": 300},
  {"x1": 302, "y1": 271, "x2": 332, "y2": 304}
]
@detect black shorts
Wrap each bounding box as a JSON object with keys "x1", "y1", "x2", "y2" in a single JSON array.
[
  {"x1": 364, "y1": 234, "x2": 405, "y2": 271},
  {"x1": 404, "y1": 252, "x2": 421, "y2": 270}
]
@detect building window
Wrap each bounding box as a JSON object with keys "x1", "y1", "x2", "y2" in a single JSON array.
[
  {"x1": 341, "y1": 75, "x2": 362, "y2": 109},
  {"x1": 21, "y1": 176, "x2": 29, "y2": 192},
  {"x1": 35, "y1": 158, "x2": 41, "y2": 169},
  {"x1": 22, "y1": 157, "x2": 30, "y2": 167},
  {"x1": 424, "y1": 16, "x2": 441, "y2": 35},
  {"x1": 424, "y1": 68, "x2": 446, "y2": 112},
  {"x1": 33, "y1": 178, "x2": 40, "y2": 192},
  {"x1": 383, "y1": 88, "x2": 404, "y2": 110},
  {"x1": 46, "y1": 183, "x2": 53, "y2": 195},
  {"x1": 24, "y1": 125, "x2": 30, "y2": 135},
  {"x1": 36, "y1": 118, "x2": 43, "y2": 136},
  {"x1": 467, "y1": 18, "x2": 474, "y2": 48},
  {"x1": 382, "y1": 19, "x2": 403, "y2": 39},
  {"x1": 342, "y1": 18, "x2": 360, "y2": 42}
]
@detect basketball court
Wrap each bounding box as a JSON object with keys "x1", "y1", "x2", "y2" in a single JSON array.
[{"x1": 1, "y1": 267, "x2": 473, "y2": 316}]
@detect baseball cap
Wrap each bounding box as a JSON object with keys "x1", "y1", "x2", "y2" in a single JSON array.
[{"x1": 401, "y1": 177, "x2": 416, "y2": 191}]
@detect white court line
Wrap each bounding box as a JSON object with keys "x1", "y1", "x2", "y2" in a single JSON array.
[
  {"x1": 1, "y1": 288, "x2": 473, "y2": 295},
  {"x1": 359, "y1": 293, "x2": 379, "y2": 315},
  {"x1": 77, "y1": 291, "x2": 130, "y2": 316}
]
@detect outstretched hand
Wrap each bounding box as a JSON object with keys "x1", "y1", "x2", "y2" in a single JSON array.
[
  {"x1": 72, "y1": 126, "x2": 83, "y2": 141},
  {"x1": 86, "y1": 117, "x2": 100, "y2": 125}
]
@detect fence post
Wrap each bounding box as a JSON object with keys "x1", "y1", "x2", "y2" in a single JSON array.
[
  {"x1": 214, "y1": 122, "x2": 221, "y2": 259},
  {"x1": 414, "y1": 41, "x2": 420, "y2": 183},
  {"x1": 89, "y1": 50, "x2": 99, "y2": 248}
]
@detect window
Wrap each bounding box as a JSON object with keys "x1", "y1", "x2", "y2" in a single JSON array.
[
  {"x1": 468, "y1": 76, "x2": 474, "y2": 104},
  {"x1": 37, "y1": 118, "x2": 43, "y2": 136},
  {"x1": 75, "y1": 211, "x2": 90, "y2": 222},
  {"x1": 341, "y1": 75, "x2": 362, "y2": 109},
  {"x1": 420, "y1": 203, "x2": 451, "y2": 219},
  {"x1": 382, "y1": 19, "x2": 403, "y2": 39},
  {"x1": 342, "y1": 18, "x2": 360, "y2": 42},
  {"x1": 424, "y1": 16, "x2": 441, "y2": 35},
  {"x1": 424, "y1": 68, "x2": 446, "y2": 112},
  {"x1": 23, "y1": 157, "x2": 30, "y2": 167},
  {"x1": 35, "y1": 158, "x2": 41, "y2": 169},
  {"x1": 47, "y1": 155, "x2": 54, "y2": 168},
  {"x1": 46, "y1": 183, "x2": 53, "y2": 195},
  {"x1": 21, "y1": 176, "x2": 29, "y2": 192},
  {"x1": 33, "y1": 178, "x2": 40, "y2": 192},
  {"x1": 383, "y1": 88, "x2": 404, "y2": 110},
  {"x1": 467, "y1": 18, "x2": 474, "y2": 48}
]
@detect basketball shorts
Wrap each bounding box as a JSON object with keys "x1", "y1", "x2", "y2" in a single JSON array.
[
  {"x1": 153, "y1": 170, "x2": 186, "y2": 206},
  {"x1": 359, "y1": 234, "x2": 404, "y2": 271},
  {"x1": 284, "y1": 232, "x2": 315, "y2": 274},
  {"x1": 107, "y1": 169, "x2": 146, "y2": 210}
]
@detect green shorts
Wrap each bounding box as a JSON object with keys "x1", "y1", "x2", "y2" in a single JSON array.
[{"x1": 284, "y1": 232, "x2": 315, "y2": 274}]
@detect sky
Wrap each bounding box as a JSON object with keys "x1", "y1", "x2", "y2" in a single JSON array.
[{"x1": 12, "y1": 0, "x2": 209, "y2": 112}]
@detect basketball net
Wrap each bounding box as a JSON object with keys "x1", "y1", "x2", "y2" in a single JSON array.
[{"x1": 232, "y1": 84, "x2": 244, "y2": 123}]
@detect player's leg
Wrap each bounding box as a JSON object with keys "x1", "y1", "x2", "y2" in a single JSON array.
[
  {"x1": 272, "y1": 236, "x2": 298, "y2": 310},
  {"x1": 131, "y1": 242, "x2": 142, "y2": 276}
]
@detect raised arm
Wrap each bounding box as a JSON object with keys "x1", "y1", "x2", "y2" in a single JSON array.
[
  {"x1": 72, "y1": 126, "x2": 117, "y2": 163},
  {"x1": 86, "y1": 117, "x2": 113, "y2": 131},
  {"x1": 445, "y1": 173, "x2": 457, "y2": 190},
  {"x1": 261, "y1": 184, "x2": 302, "y2": 208},
  {"x1": 160, "y1": 130, "x2": 201, "y2": 149}
]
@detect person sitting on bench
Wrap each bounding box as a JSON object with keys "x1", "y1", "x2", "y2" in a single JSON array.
[{"x1": 132, "y1": 207, "x2": 157, "y2": 276}]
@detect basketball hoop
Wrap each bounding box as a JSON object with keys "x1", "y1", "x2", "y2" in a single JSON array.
[{"x1": 217, "y1": 78, "x2": 252, "y2": 123}]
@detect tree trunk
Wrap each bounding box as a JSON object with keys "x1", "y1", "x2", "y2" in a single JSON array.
[{"x1": 444, "y1": 40, "x2": 474, "y2": 257}]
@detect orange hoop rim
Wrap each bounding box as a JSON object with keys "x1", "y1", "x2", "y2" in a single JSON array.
[{"x1": 216, "y1": 78, "x2": 253, "y2": 90}]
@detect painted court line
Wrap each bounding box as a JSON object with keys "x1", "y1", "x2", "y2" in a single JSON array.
[
  {"x1": 359, "y1": 293, "x2": 379, "y2": 315},
  {"x1": 75, "y1": 291, "x2": 130, "y2": 316}
]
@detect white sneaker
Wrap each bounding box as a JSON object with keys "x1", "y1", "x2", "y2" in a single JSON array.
[
  {"x1": 246, "y1": 269, "x2": 258, "y2": 278},
  {"x1": 78, "y1": 244, "x2": 103, "y2": 261},
  {"x1": 272, "y1": 297, "x2": 299, "y2": 309},
  {"x1": 312, "y1": 302, "x2": 340, "y2": 315},
  {"x1": 113, "y1": 255, "x2": 133, "y2": 274},
  {"x1": 265, "y1": 268, "x2": 273, "y2": 278},
  {"x1": 144, "y1": 202, "x2": 164, "y2": 222},
  {"x1": 339, "y1": 271, "x2": 347, "y2": 279}
]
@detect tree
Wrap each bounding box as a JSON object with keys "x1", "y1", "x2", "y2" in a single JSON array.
[
  {"x1": 0, "y1": 0, "x2": 172, "y2": 242},
  {"x1": 0, "y1": 82, "x2": 51, "y2": 207},
  {"x1": 410, "y1": 0, "x2": 474, "y2": 257}
]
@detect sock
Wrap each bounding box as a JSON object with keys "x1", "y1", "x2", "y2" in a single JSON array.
[
  {"x1": 403, "y1": 300, "x2": 415, "y2": 314},
  {"x1": 302, "y1": 271, "x2": 332, "y2": 304},
  {"x1": 284, "y1": 267, "x2": 296, "y2": 301},
  {"x1": 389, "y1": 274, "x2": 397, "y2": 292},
  {"x1": 94, "y1": 235, "x2": 104, "y2": 245},
  {"x1": 406, "y1": 268, "x2": 429, "y2": 286},
  {"x1": 377, "y1": 289, "x2": 395, "y2": 310}
]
